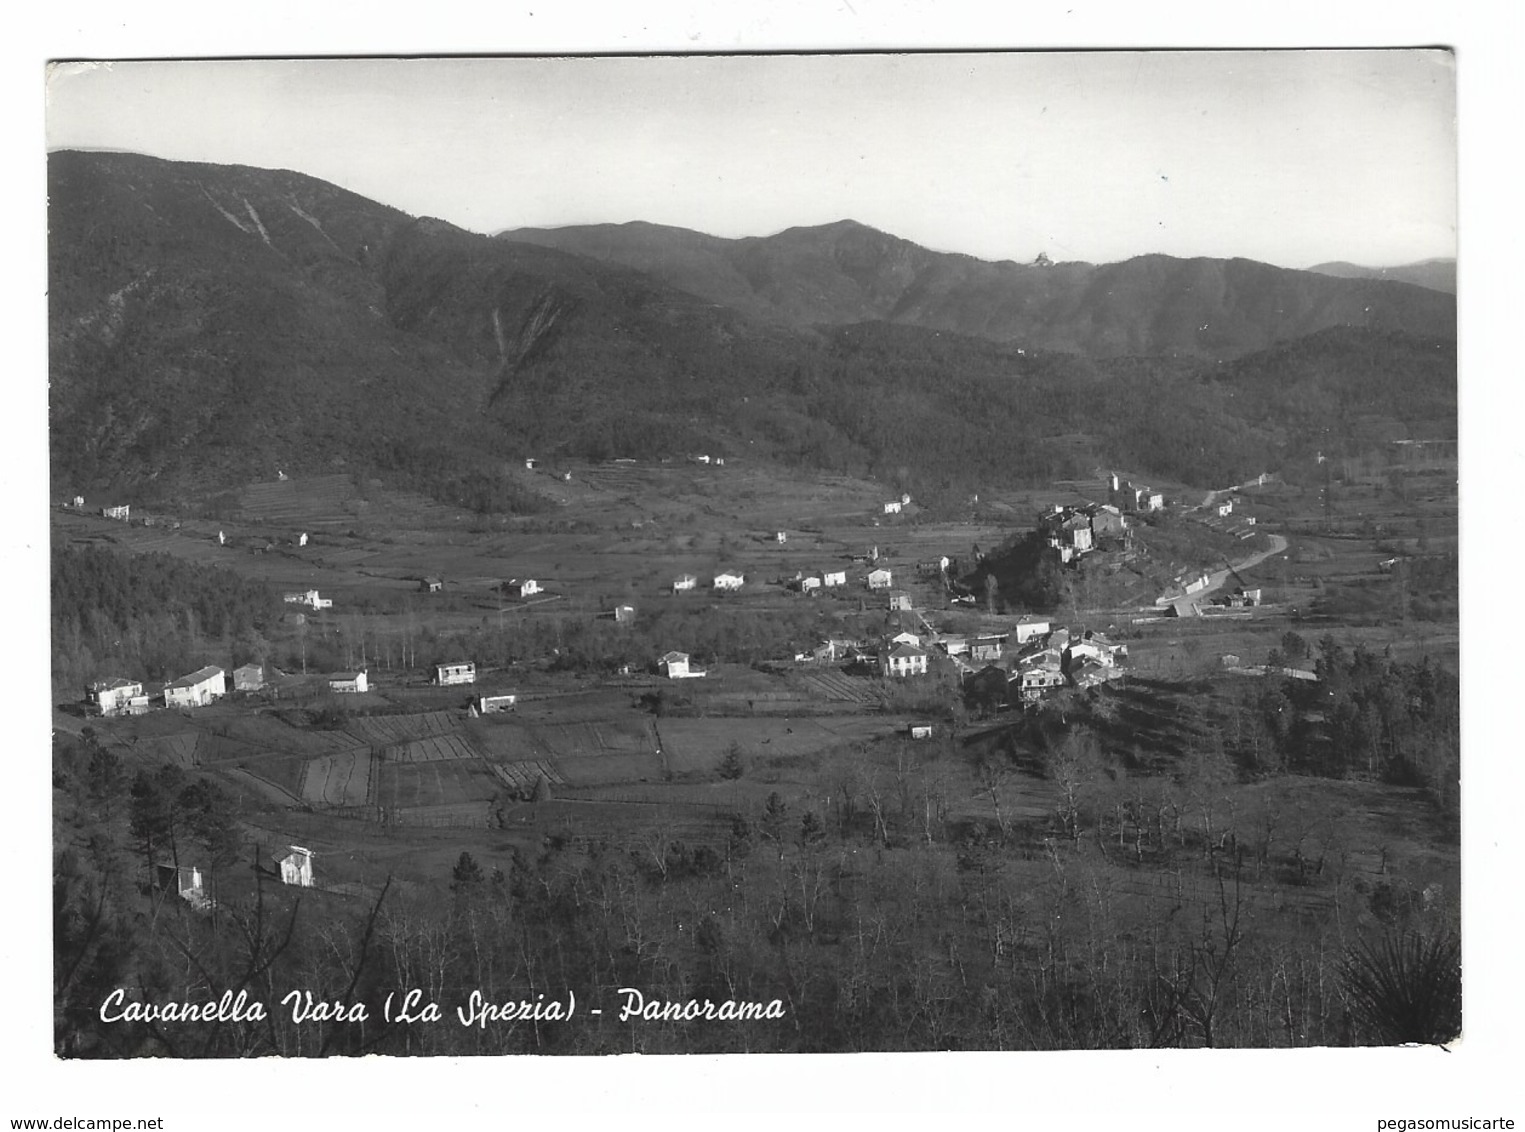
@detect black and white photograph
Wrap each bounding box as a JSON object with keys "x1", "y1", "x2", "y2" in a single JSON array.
[{"x1": 11, "y1": 4, "x2": 1519, "y2": 1126}]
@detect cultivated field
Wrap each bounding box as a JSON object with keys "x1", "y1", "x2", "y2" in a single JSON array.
[
  {"x1": 380, "y1": 734, "x2": 480, "y2": 763},
  {"x1": 346, "y1": 710, "x2": 463, "y2": 746},
  {"x1": 374, "y1": 758, "x2": 500, "y2": 811},
  {"x1": 656, "y1": 715, "x2": 875, "y2": 774},
  {"x1": 300, "y1": 750, "x2": 375, "y2": 807}
]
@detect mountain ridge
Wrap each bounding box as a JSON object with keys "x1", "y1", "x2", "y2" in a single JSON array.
[
  {"x1": 499, "y1": 219, "x2": 1455, "y2": 355},
  {"x1": 48, "y1": 150, "x2": 1456, "y2": 508}
]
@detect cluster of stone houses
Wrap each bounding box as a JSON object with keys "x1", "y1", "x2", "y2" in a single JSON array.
[
  {"x1": 1107, "y1": 473, "x2": 1164, "y2": 514},
  {"x1": 1037, "y1": 501, "x2": 1131, "y2": 563},
  {"x1": 778, "y1": 611, "x2": 1109, "y2": 702},
  {"x1": 967, "y1": 624, "x2": 1130, "y2": 704},
  {"x1": 868, "y1": 614, "x2": 1126, "y2": 701}
]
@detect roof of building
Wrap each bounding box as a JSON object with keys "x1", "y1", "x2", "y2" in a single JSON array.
[
  {"x1": 329, "y1": 671, "x2": 366, "y2": 682},
  {"x1": 886, "y1": 644, "x2": 928, "y2": 659},
  {"x1": 165, "y1": 666, "x2": 224, "y2": 690},
  {"x1": 659, "y1": 651, "x2": 689, "y2": 664},
  {"x1": 93, "y1": 676, "x2": 139, "y2": 691}
]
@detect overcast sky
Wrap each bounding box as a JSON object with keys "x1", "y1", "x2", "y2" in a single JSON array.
[{"x1": 45, "y1": 52, "x2": 1453, "y2": 269}]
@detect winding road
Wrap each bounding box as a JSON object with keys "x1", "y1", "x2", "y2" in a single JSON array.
[{"x1": 1157, "y1": 533, "x2": 1289, "y2": 607}]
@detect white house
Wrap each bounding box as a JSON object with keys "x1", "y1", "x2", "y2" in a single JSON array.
[
  {"x1": 887, "y1": 591, "x2": 912, "y2": 611},
  {"x1": 672, "y1": 574, "x2": 698, "y2": 594},
  {"x1": 156, "y1": 863, "x2": 209, "y2": 909},
  {"x1": 101, "y1": 504, "x2": 130, "y2": 521},
  {"x1": 71, "y1": 495, "x2": 84, "y2": 509},
  {"x1": 1012, "y1": 616, "x2": 1051, "y2": 645},
  {"x1": 866, "y1": 567, "x2": 893, "y2": 590},
  {"x1": 1217, "y1": 500, "x2": 1234, "y2": 517},
  {"x1": 232, "y1": 664, "x2": 264, "y2": 692},
  {"x1": 797, "y1": 638, "x2": 858, "y2": 663},
  {"x1": 91, "y1": 677, "x2": 148, "y2": 716},
  {"x1": 659, "y1": 651, "x2": 704, "y2": 679},
  {"x1": 970, "y1": 635, "x2": 1006, "y2": 662},
  {"x1": 889, "y1": 630, "x2": 921, "y2": 648},
  {"x1": 713, "y1": 571, "x2": 745, "y2": 592},
  {"x1": 1019, "y1": 666, "x2": 1067, "y2": 699},
  {"x1": 283, "y1": 589, "x2": 332, "y2": 610},
  {"x1": 298, "y1": 532, "x2": 309, "y2": 547},
  {"x1": 798, "y1": 575, "x2": 822, "y2": 594},
  {"x1": 883, "y1": 501, "x2": 902, "y2": 515},
  {"x1": 508, "y1": 578, "x2": 542, "y2": 598},
  {"x1": 276, "y1": 846, "x2": 314, "y2": 888},
  {"x1": 775, "y1": 531, "x2": 788, "y2": 543},
  {"x1": 613, "y1": 604, "x2": 637, "y2": 623},
  {"x1": 478, "y1": 694, "x2": 518, "y2": 714},
  {"x1": 822, "y1": 570, "x2": 847, "y2": 588},
  {"x1": 435, "y1": 662, "x2": 476, "y2": 686},
  {"x1": 329, "y1": 671, "x2": 369, "y2": 694},
  {"x1": 164, "y1": 666, "x2": 225, "y2": 709},
  {"x1": 880, "y1": 644, "x2": 929, "y2": 678}
]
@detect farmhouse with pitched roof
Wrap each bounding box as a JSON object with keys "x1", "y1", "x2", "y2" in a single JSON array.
[
  {"x1": 163, "y1": 666, "x2": 225, "y2": 709},
  {"x1": 90, "y1": 677, "x2": 148, "y2": 716}
]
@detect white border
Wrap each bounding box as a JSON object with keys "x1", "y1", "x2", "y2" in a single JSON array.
[{"x1": 9, "y1": 3, "x2": 1518, "y2": 1127}]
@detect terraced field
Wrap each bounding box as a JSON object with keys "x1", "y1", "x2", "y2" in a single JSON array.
[
  {"x1": 239, "y1": 475, "x2": 360, "y2": 527},
  {"x1": 380, "y1": 734, "x2": 480, "y2": 763},
  {"x1": 348, "y1": 711, "x2": 463, "y2": 746},
  {"x1": 489, "y1": 759, "x2": 567, "y2": 792},
  {"x1": 374, "y1": 758, "x2": 500, "y2": 811},
  {"x1": 792, "y1": 669, "x2": 882, "y2": 704},
  {"x1": 389, "y1": 801, "x2": 495, "y2": 829},
  {"x1": 300, "y1": 750, "x2": 375, "y2": 807},
  {"x1": 466, "y1": 715, "x2": 657, "y2": 762}
]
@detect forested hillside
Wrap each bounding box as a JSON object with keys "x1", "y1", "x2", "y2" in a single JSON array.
[
  {"x1": 50, "y1": 151, "x2": 1455, "y2": 507},
  {"x1": 503, "y1": 219, "x2": 1457, "y2": 355},
  {"x1": 52, "y1": 544, "x2": 281, "y2": 691}
]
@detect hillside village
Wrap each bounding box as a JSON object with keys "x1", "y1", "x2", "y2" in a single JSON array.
[{"x1": 73, "y1": 466, "x2": 1268, "y2": 732}]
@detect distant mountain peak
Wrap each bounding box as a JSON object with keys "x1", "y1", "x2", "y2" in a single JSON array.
[{"x1": 1306, "y1": 257, "x2": 1456, "y2": 294}]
